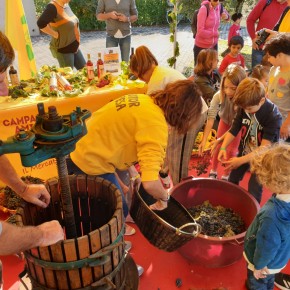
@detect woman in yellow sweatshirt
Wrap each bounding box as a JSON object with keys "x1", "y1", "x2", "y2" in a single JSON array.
[{"x1": 68, "y1": 79, "x2": 203, "y2": 214}]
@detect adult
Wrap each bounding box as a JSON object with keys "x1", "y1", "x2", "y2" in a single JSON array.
[
  {"x1": 37, "y1": 0, "x2": 86, "y2": 70},
  {"x1": 96, "y1": 0, "x2": 138, "y2": 62},
  {"x1": 193, "y1": 0, "x2": 229, "y2": 64},
  {"x1": 129, "y1": 45, "x2": 208, "y2": 186},
  {"x1": 67, "y1": 80, "x2": 203, "y2": 212},
  {"x1": 0, "y1": 31, "x2": 64, "y2": 255},
  {"x1": 246, "y1": 0, "x2": 287, "y2": 68}
]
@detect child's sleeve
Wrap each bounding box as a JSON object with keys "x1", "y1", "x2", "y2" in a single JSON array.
[
  {"x1": 218, "y1": 57, "x2": 228, "y2": 75},
  {"x1": 229, "y1": 108, "x2": 243, "y2": 136},
  {"x1": 228, "y1": 25, "x2": 235, "y2": 45}
]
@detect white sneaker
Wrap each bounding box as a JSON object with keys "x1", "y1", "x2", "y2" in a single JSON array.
[
  {"x1": 137, "y1": 265, "x2": 144, "y2": 276},
  {"x1": 125, "y1": 224, "x2": 136, "y2": 236},
  {"x1": 209, "y1": 170, "x2": 217, "y2": 179},
  {"x1": 221, "y1": 175, "x2": 229, "y2": 181}
]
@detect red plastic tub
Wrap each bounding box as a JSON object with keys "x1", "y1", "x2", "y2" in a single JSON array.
[{"x1": 171, "y1": 177, "x2": 260, "y2": 268}]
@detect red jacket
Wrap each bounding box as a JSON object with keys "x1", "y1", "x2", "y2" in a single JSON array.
[{"x1": 246, "y1": 0, "x2": 287, "y2": 40}]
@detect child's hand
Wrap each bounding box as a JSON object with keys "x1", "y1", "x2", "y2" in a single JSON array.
[
  {"x1": 217, "y1": 147, "x2": 227, "y2": 162},
  {"x1": 253, "y1": 267, "x2": 269, "y2": 280},
  {"x1": 210, "y1": 139, "x2": 221, "y2": 156},
  {"x1": 198, "y1": 139, "x2": 207, "y2": 156},
  {"x1": 280, "y1": 120, "x2": 290, "y2": 140},
  {"x1": 222, "y1": 157, "x2": 242, "y2": 171}
]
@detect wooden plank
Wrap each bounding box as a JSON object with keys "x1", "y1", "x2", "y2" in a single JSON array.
[
  {"x1": 69, "y1": 175, "x2": 82, "y2": 237},
  {"x1": 88, "y1": 229, "x2": 104, "y2": 282},
  {"x1": 63, "y1": 239, "x2": 82, "y2": 289},
  {"x1": 77, "y1": 175, "x2": 90, "y2": 235},
  {"x1": 87, "y1": 175, "x2": 97, "y2": 231},
  {"x1": 38, "y1": 246, "x2": 56, "y2": 289},
  {"x1": 29, "y1": 247, "x2": 46, "y2": 287},
  {"x1": 76, "y1": 235, "x2": 93, "y2": 287},
  {"x1": 50, "y1": 242, "x2": 69, "y2": 289},
  {"x1": 99, "y1": 224, "x2": 112, "y2": 276}
]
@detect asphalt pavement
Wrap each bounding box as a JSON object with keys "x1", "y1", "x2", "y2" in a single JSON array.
[{"x1": 31, "y1": 23, "x2": 250, "y2": 73}]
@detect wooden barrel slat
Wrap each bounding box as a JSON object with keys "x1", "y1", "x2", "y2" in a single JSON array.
[
  {"x1": 50, "y1": 243, "x2": 69, "y2": 290},
  {"x1": 38, "y1": 246, "x2": 56, "y2": 289},
  {"x1": 68, "y1": 175, "x2": 82, "y2": 237},
  {"x1": 76, "y1": 235, "x2": 93, "y2": 287},
  {"x1": 47, "y1": 177, "x2": 63, "y2": 225},
  {"x1": 87, "y1": 176, "x2": 99, "y2": 231},
  {"x1": 88, "y1": 229, "x2": 104, "y2": 281},
  {"x1": 29, "y1": 248, "x2": 46, "y2": 286},
  {"x1": 63, "y1": 240, "x2": 82, "y2": 289},
  {"x1": 77, "y1": 176, "x2": 91, "y2": 235},
  {"x1": 99, "y1": 224, "x2": 112, "y2": 275},
  {"x1": 108, "y1": 216, "x2": 119, "y2": 268}
]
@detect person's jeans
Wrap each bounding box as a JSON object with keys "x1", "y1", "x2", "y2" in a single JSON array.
[
  {"x1": 51, "y1": 48, "x2": 86, "y2": 70},
  {"x1": 251, "y1": 49, "x2": 264, "y2": 69},
  {"x1": 246, "y1": 268, "x2": 275, "y2": 290},
  {"x1": 106, "y1": 34, "x2": 131, "y2": 62},
  {"x1": 66, "y1": 157, "x2": 129, "y2": 217},
  {"x1": 228, "y1": 158, "x2": 263, "y2": 203}
]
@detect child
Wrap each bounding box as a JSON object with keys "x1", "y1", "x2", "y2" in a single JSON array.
[
  {"x1": 198, "y1": 64, "x2": 247, "y2": 180},
  {"x1": 250, "y1": 64, "x2": 270, "y2": 88},
  {"x1": 219, "y1": 35, "x2": 245, "y2": 75},
  {"x1": 244, "y1": 143, "x2": 290, "y2": 290},
  {"x1": 217, "y1": 77, "x2": 282, "y2": 203},
  {"x1": 264, "y1": 33, "x2": 290, "y2": 142}
]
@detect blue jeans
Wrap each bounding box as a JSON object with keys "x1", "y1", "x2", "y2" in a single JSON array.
[
  {"x1": 51, "y1": 48, "x2": 86, "y2": 70},
  {"x1": 247, "y1": 268, "x2": 275, "y2": 290},
  {"x1": 66, "y1": 157, "x2": 129, "y2": 217},
  {"x1": 251, "y1": 49, "x2": 264, "y2": 69},
  {"x1": 106, "y1": 34, "x2": 131, "y2": 62},
  {"x1": 228, "y1": 158, "x2": 263, "y2": 204}
]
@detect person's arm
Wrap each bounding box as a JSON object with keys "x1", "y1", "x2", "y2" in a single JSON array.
[
  {"x1": 197, "y1": 6, "x2": 218, "y2": 38},
  {"x1": 217, "y1": 131, "x2": 236, "y2": 162},
  {"x1": 0, "y1": 155, "x2": 50, "y2": 208},
  {"x1": 280, "y1": 112, "x2": 290, "y2": 140},
  {"x1": 218, "y1": 57, "x2": 228, "y2": 75},
  {"x1": 97, "y1": 11, "x2": 119, "y2": 21},
  {"x1": 0, "y1": 220, "x2": 64, "y2": 255},
  {"x1": 37, "y1": 4, "x2": 58, "y2": 38}
]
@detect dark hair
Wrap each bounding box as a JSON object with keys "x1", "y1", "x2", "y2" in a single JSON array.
[
  {"x1": 0, "y1": 32, "x2": 15, "y2": 73},
  {"x1": 231, "y1": 12, "x2": 243, "y2": 22},
  {"x1": 264, "y1": 33, "x2": 290, "y2": 57},
  {"x1": 251, "y1": 64, "x2": 270, "y2": 81},
  {"x1": 229, "y1": 35, "x2": 244, "y2": 48},
  {"x1": 152, "y1": 80, "x2": 203, "y2": 134},
  {"x1": 194, "y1": 49, "x2": 218, "y2": 76}
]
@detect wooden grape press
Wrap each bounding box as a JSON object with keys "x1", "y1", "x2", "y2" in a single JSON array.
[{"x1": 0, "y1": 103, "x2": 139, "y2": 290}]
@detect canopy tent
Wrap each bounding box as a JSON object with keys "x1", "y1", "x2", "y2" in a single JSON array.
[{"x1": 5, "y1": 0, "x2": 37, "y2": 80}]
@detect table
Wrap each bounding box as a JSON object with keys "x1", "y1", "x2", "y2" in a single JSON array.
[{"x1": 0, "y1": 82, "x2": 146, "y2": 181}]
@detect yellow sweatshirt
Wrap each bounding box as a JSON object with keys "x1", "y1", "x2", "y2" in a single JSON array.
[{"x1": 71, "y1": 94, "x2": 168, "y2": 181}]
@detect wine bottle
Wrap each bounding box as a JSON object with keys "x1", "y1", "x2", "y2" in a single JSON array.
[
  {"x1": 97, "y1": 53, "x2": 104, "y2": 78},
  {"x1": 56, "y1": 73, "x2": 72, "y2": 90},
  {"x1": 9, "y1": 66, "x2": 20, "y2": 86},
  {"x1": 86, "y1": 53, "x2": 94, "y2": 82},
  {"x1": 130, "y1": 47, "x2": 134, "y2": 60}
]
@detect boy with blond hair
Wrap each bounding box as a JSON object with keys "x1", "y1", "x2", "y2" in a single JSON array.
[
  {"x1": 217, "y1": 77, "x2": 282, "y2": 203},
  {"x1": 244, "y1": 143, "x2": 290, "y2": 289}
]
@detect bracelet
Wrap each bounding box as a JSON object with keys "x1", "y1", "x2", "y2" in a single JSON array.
[
  {"x1": 160, "y1": 193, "x2": 170, "y2": 202},
  {"x1": 130, "y1": 174, "x2": 140, "y2": 181},
  {"x1": 220, "y1": 147, "x2": 227, "y2": 151}
]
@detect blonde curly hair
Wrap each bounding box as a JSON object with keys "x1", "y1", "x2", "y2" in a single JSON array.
[{"x1": 250, "y1": 143, "x2": 290, "y2": 194}]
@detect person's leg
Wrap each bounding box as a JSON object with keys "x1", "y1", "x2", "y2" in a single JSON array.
[
  {"x1": 119, "y1": 35, "x2": 131, "y2": 62},
  {"x1": 248, "y1": 173, "x2": 263, "y2": 204},
  {"x1": 193, "y1": 45, "x2": 204, "y2": 65},
  {"x1": 228, "y1": 160, "x2": 249, "y2": 186},
  {"x1": 74, "y1": 49, "x2": 86, "y2": 70},
  {"x1": 247, "y1": 268, "x2": 269, "y2": 290},
  {"x1": 251, "y1": 49, "x2": 264, "y2": 68},
  {"x1": 106, "y1": 35, "x2": 119, "y2": 49},
  {"x1": 55, "y1": 52, "x2": 75, "y2": 69}
]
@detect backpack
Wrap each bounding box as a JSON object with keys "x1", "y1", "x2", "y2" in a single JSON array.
[{"x1": 191, "y1": 3, "x2": 224, "y2": 38}]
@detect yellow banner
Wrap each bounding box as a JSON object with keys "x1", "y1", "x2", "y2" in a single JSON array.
[{"x1": 5, "y1": 0, "x2": 37, "y2": 80}]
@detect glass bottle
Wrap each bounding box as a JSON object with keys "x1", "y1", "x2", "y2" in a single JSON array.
[
  {"x1": 56, "y1": 73, "x2": 72, "y2": 90},
  {"x1": 86, "y1": 53, "x2": 94, "y2": 82},
  {"x1": 97, "y1": 53, "x2": 104, "y2": 79},
  {"x1": 9, "y1": 66, "x2": 20, "y2": 86},
  {"x1": 49, "y1": 72, "x2": 58, "y2": 91}
]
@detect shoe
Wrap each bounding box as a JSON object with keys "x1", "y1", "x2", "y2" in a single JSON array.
[
  {"x1": 125, "y1": 224, "x2": 136, "y2": 236},
  {"x1": 275, "y1": 272, "x2": 290, "y2": 290},
  {"x1": 209, "y1": 170, "x2": 217, "y2": 179},
  {"x1": 137, "y1": 265, "x2": 144, "y2": 277},
  {"x1": 160, "y1": 175, "x2": 171, "y2": 189},
  {"x1": 221, "y1": 175, "x2": 229, "y2": 181},
  {"x1": 125, "y1": 241, "x2": 132, "y2": 252}
]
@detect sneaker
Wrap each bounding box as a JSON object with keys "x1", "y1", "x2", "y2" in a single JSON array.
[
  {"x1": 125, "y1": 241, "x2": 132, "y2": 252},
  {"x1": 137, "y1": 265, "x2": 144, "y2": 277},
  {"x1": 275, "y1": 272, "x2": 290, "y2": 290},
  {"x1": 160, "y1": 175, "x2": 171, "y2": 189},
  {"x1": 221, "y1": 175, "x2": 229, "y2": 181},
  {"x1": 125, "y1": 224, "x2": 136, "y2": 236},
  {"x1": 209, "y1": 170, "x2": 217, "y2": 179}
]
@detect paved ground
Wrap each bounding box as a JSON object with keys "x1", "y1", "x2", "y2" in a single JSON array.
[{"x1": 31, "y1": 23, "x2": 251, "y2": 73}]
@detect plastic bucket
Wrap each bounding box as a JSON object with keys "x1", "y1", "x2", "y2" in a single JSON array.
[{"x1": 171, "y1": 177, "x2": 260, "y2": 268}]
